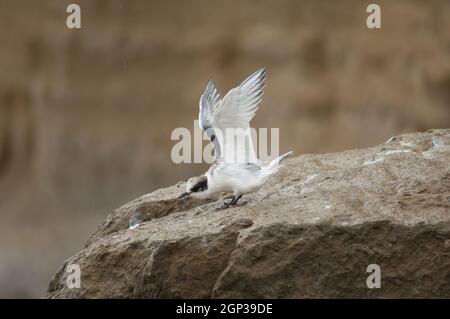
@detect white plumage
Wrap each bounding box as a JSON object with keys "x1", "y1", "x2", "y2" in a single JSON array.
[{"x1": 180, "y1": 68, "x2": 293, "y2": 207}]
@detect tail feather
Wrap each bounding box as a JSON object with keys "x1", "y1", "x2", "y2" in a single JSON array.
[{"x1": 266, "y1": 151, "x2": 293, "y2": 171}]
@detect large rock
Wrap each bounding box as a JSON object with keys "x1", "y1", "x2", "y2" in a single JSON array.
[{"x1": 46, "y1": 129, "x2": 450, "y2": 298}]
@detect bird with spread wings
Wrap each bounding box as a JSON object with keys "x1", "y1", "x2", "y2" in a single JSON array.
[{"x1": 179, "y1": 68, "x2": 292, "y2": 208}]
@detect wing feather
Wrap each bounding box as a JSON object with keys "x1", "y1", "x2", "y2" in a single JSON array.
[
  {"x1": 198, "y1": 68, "x2": 266, "y2": 164},
  {"x1": 216, "y1": 68, "x2": 266, "y2": 128},
  {"x1": 199, "y1": 80, "x2": 221, "y2": 131}
]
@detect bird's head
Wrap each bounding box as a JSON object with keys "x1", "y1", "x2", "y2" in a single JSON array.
[{"x1": 178, "y1": 175, "x2": 208, "y2": 199}]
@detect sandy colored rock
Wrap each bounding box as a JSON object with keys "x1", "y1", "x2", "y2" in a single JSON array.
[{"x1": 47, "y1": 129, "x2": 450, "y2": 298}]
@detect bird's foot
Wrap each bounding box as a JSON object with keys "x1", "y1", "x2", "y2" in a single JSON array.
[{"x1": 221, "y1": 194, "x2": 243, "y2": 209}]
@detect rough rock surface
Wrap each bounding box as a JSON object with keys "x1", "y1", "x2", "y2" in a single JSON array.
[{"x1": 47, "y1": 129, "x2": 450, "y2": 298}]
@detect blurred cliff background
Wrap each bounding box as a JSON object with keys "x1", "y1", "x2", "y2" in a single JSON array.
[{"x1": 0, "y1": 0, "x2": 449, "y2": 298}]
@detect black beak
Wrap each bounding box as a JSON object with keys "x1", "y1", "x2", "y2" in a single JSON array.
[{"x1": 177, "y1": 192, "x2": 191, "y2": 199}]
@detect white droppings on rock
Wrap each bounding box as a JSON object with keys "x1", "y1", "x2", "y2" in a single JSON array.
[
  {"x1": 363, "y1": 157, "x2": 385, "y2": 166},
  {"x1": 385, "y1": 136, "x2": 396, "y2": 143},
  {"x1": 364, "y1": 149, "x2": 413, "y2": 166},
  {"x1": 384, "y1": 149, "x2": 412, "y2": 156},
  {"x1": 421, "y1": 137, "x2": 449, "y2": 159},
  {"x1": 422, "y1": 151, "x2": 434, "y2": 159},
  {"x1": 432, "y1": 137, "x2": 447, "y2": 148},
  {"x1": 300, "y1": 187, "x2": 313, "y2": 195},
  {"x1": 400, "y1": 141, "x2": 415, "y2": 148},
  {"x1": 302, "y1": 174, "x2": 318, "y2": 184}
]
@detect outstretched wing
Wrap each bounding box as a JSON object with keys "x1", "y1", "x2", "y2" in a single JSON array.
[
  {"x1": 199, "y1": 80, "x2": 221, "y2": 132},
  {"x1": 198, "y1": 68, "x2": 266, "y2": 164},
  {"x1": 215, "y1": 68, "x2": 266, "y2": 129}
]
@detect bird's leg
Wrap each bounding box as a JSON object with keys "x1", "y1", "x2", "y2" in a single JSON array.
[
  {"x1": 221, "y1": 194, "x2": 243, "y2": 209},
  {"x1": 229, "y1": 194, "x2": 243, "y2": 206},
  {"x1": 223, "y1": 195, "x2": 235, "y2": 208}
]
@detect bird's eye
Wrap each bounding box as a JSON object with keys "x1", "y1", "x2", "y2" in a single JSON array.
[{"x1": 211, "y1": 135, "x2": 216, "y2": 141}]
